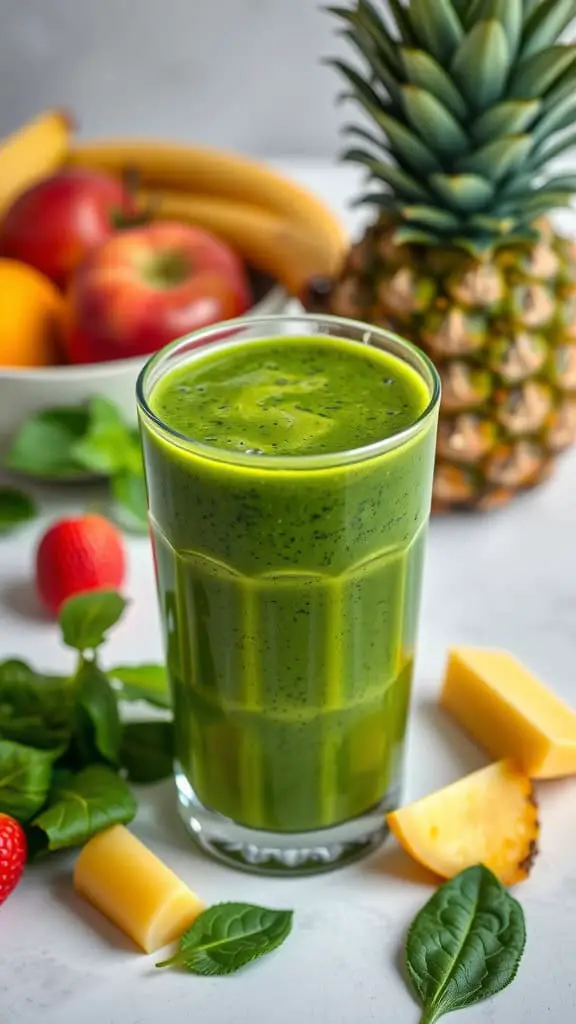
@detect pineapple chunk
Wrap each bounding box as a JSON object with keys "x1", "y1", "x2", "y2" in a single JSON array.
[
  {"x1": 74, "y1": 826, "x2": 204, "y2": 953},
  {"x1": 387, "y1": 761, "x2": 538, "y2": 886},
  {"x1": 441, "y1": 647, "x2": 576, "y2": 779}
]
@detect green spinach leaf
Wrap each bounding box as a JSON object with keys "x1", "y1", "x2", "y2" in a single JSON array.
[
  {"x1": 3, "y1": 407, "x2": 91, "y2": 477},
  {"x1": 75, "y1": 660, "x2": 122, "y2": 764},
  {"x1": 31, "y1": 764, "x2": 137, "y2": 852},
  {"x1": 120, "y1": 721, "x2": 174, "y2": 783},
  {"x1": 72, "y1": 397, "x2": 142, "y2": 477},
  {"x1": 110, "y1": 664, "x2": 170, "y2": 709},
  {"x1": 0, "y1": 487, "x2": 37, "y2": 534},
  {"x1": 0, "y1": 660, "x2": 73, "y2": 750},
  {"x1": 59, "y1": 590, "x2": 127, "y2": 652},
  {"x1": 405, "y1": 864, "x2": 526, "y2": 1024},
  {"x1": 157, "y1": 903, "x2": 294, "y2": 976},
  {"x1": 111, "y1": 471, "x2": 148, "y2": 533},
  {"x1": 0, "y1": 739, "x2": 55, "y2": 822}
]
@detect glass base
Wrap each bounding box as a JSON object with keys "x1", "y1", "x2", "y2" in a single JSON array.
[{"x1": 175, "y1": 764, "x2": 399, "y2": 876}]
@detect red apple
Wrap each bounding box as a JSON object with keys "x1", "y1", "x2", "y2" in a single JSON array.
[
  {"x1": 0, "y1": 168, "x2": 133, "y2": 288},
  {"x1": 64, "y1": 221, "x2": 253, "y2": 364}
]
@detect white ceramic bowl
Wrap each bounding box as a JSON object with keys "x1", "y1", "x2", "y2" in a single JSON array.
[{"x1": 0, "y1": 279, "x2": 287, "y2": 446}]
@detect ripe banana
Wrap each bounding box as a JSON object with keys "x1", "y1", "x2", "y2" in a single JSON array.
[
  {"x1": 68, "y1": 139, "x2": 346, "y2": 251},
  {"x1": 137, "y1": 189, "x2": 346, "y2": 296},
  {"x1": 0, "y1": 109, "x2": 72, "y2": 217}
]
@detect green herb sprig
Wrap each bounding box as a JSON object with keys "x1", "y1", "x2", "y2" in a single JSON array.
[
  {"x1": 0, "y1": 589, "x2": 171, "y2": 855},
  {"x1": 1, "y1": 397, "x2": 147, "y2": 534}
]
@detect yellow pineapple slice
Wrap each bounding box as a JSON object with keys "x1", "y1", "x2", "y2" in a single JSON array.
[
  {"x1": 386, "y1": 760, "x2": 539, "y2": 886},
  {"x1": 441, "y1": 647, "x2": 576, "y2": 779}
]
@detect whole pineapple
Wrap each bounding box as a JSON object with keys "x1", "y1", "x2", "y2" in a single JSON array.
[{"x1": 308, "y1": 0, "x2": 576, "y2": 511}]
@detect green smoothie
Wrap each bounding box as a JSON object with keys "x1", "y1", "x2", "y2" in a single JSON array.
[{"x1": 140, "y1": 334, "x2": 437, "y2": 833}]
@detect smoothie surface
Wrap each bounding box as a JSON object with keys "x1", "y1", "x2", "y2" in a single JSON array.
[{"x1": 149, "y1": 335, "x2": 430, "y2": 457}]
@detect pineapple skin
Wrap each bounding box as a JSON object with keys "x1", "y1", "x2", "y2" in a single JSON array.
[{"x1": 311, "y1": 217, "x2": 576, "y2": 511}]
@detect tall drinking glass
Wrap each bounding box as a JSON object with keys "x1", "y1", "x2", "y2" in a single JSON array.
[{"x1": 137, "y1": 314, "x2": 440, "y2": 875}]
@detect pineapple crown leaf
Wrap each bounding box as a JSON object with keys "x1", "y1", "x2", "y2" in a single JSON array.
[
  {"x1": 521, "y1": 0, "x2": 575, "y2": 60},
  {"x1": 431, "y1": 173, "x2": 495, "y2": 213},
  {"x1": 538, "y1": 127, "x2": 576, "y2": 167},
  {"x1": 508, "y1": 45, "x2": 576, "y2": 99},
  {"x1": 408, "y1": 0, "x2": 463, "y2": 64},
  {"x1": 400, "y1": 48, "x2": 468, "y2": 120},
  {"x1": 523, "y1": 0, "x2": 548, "y2": 16},
  {"x1": 450, "y1": 20, "x2": 512, "y2": 111},
  {"x1": 402, "y1": 85, "x2": 470, "y2": 158},
  {"x1": 387, "y1": 0, "x2": 418, "y2": 44},
  {"x1": 471, "y1": 99, "x2": 541, "y2": 145},
  {"x1": 482, "y1": 0, "x2": 523, "y2": 55},
  {"x1": 394, "y1": 225, "x2": 445, "y2": 247},
  {"x1": 329, "y1": 0, "x2": 576, "y2": 256},
  {"x1": 456, "y1": 135, "x2": 533, "y2": 183}
]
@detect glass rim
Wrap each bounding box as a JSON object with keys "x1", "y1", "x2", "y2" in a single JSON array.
[{"x1": 136, "y1": 313, "x2": 441, "y2": 471}]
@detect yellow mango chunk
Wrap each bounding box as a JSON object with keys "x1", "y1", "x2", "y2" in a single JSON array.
[
  {"x1": 441, "y1": 647, "x2": 576, "y2": 779},
  {"x1": 74, "y1": 825, "x2": 204, "y2": 953},
  {"x1": 387, "y1": 760, "x2": 539, "y2": 886}
]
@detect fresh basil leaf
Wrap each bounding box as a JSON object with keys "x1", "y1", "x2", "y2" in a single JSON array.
[
  {"x1": 0, "y1": 739, "x2": 55, "y2": 822},
  {"x1": 50, "y1": 767, "x2": 77, "y2": 789},
  {"x1": 157, "y1": 903, "x2": 294, "y2": 976},
  {"x1": 0, "y1": 659, "x2": 74, "y2": 750},
  {"x1": 0, "y1": 487, "x2": 37, "y2": 534},
  {"x1": 31, "y1": 764, "x2": 137, "y2": 852},
  {"x1": 59, "y1": 590, "x2": 127, "y2": 652},
  {"x1": 88, "y1": 397, "x2": 129, "y2": 431},
  {"x1": 75, "y1": 660, "x2": 121, "y2": 764},
  {"x1": 72, "y1": 398, "x2": 143, "y2": 477},
  {"x1": 72, "y1": 432, "x2": 126, "y2": 476},
  {"x1": 405, "y1": 865, "x2": 526, "y2": 1024},
  {"x1": 119, "y1": 721, "x2": 174, "y2": 783},
  {"x1": 110, "y1": 664, "x2": 171, "y2": 709},
  {"x1": 72, "y1": 427, "x2": 139, "y2": 477},
  {"x1": 111, "y1": 471, "x2": 148, "y2": 533},
  {"x1": 3, "y1": 407, "x2": 90, "y2": 478}
]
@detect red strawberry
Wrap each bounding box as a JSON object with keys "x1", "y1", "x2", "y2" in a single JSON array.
[
  {"x1": 0, "y1": 814, "x2": 26, "y2": 906},
  {"x1": 36, "y1": 514, "x2": 126, "y2": 615}
]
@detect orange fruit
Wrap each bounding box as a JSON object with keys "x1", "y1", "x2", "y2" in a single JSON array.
[
  {"x1": 387, "y1": 760, "x2": 539, "y2": 886},
  {"x1": 0, "y1": 258, "x2": 64, "y2": 368}
]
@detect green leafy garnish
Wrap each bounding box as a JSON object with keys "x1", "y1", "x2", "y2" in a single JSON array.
[
  {"x1": 31, "y1": 765, "x2": 137, "y2": 852},
  {"x1": 0, "y1": 660, "x2": 73, "y2": 749},
  {"x1": 405, "y1": 865, "x2": 526, "y2": 1024},
  {"x1": 59, "y1": 590, "x2": 127, "y2": 653},
  {"x1": 110, "y1": 664, "x2": 171, "y2": 709},
  {"x1": 0, "y1": 590, "x2": 169, "y2": 857},
  {"x1": 157, "y1": 903, "x2": 294, "y2": 976},
  {"x1": 2, "y1": 397, "x2": 148, "y2": 531},
  {"x1": 4, "y1": 407, "x2": 91, "y2": 478},
  {"x1": 0, "y1": 739, "x2": 55, "y2": 822},
  {"x1": 111, "y1": 471, "x2": 148, "y2": 533},
  {"x1": 0, "y1": 487, "x2": 37, "y2": 534},
  {"x1": 120, "y1": 721, "x2": 174, "y2": 783},
  {"x1": 70, "y1": 397, "x2": 141, "y2": 477},
  {"x1": 74, "y1": 660, "x2": 122, "y2": 764}
]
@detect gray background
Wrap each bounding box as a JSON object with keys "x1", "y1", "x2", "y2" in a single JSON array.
[{"x1": 0, "y1": 0, "x2": 347, "y2": 157}]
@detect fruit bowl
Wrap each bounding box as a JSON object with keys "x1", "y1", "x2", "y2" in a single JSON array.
[
  {"x1": 0, "y1": 113, "x2": 347, "y2": 449},
  {"x1": 0, "y1": 270, "x2": 287, "y2": 446}
]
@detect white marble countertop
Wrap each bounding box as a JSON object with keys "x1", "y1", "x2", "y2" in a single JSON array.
[{"x1": 1, "y1": 164, "x2": 576, "y2": 1024}]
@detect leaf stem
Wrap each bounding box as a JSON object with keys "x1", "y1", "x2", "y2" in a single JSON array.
[{"x1": 155, "y1": 953, "x2": 181, "y2": 969}]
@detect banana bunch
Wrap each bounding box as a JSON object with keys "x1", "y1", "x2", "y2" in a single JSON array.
[
  {"x1": 0, "y1": 109, "x2": 72, "y2": 218},
  {"x1": 68, "y1": 140, "x2": 347, "y2": 296},
  {"x1": 0, "y1": 112, "x2": 347, "y2": 297}
]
